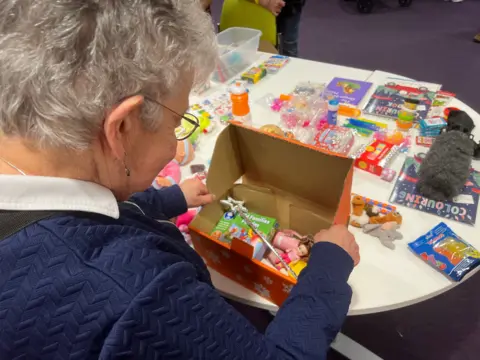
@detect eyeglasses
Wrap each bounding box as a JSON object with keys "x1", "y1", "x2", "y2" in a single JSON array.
[{"x1": 119, "y1": 94, "x2": 200, "y2": 141}]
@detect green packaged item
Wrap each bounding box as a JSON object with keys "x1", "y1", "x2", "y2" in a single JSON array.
[{"x1": 211, "y1": 210, "x2": 279, "y2": 260}]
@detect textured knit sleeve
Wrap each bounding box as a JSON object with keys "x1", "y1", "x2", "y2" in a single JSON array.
[
  {"x1": 100, "y1": 242, "x2": 353, "y2": 360},
  {"x1": 128, "y1": 185, "x2": 187, "y2": 219}
]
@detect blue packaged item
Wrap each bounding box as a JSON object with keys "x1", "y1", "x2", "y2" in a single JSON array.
[
  {"x1": 419, "y1": 118, "x2": 447, "y2": 131},
  {"x1": 419, "y1": 129, "x2": 442, "y2": 137},
  {"x1": 409, "y1": 222, "x2": 480, "y2": 281},
  {"x1": 327, "y1": 99, "x2": 340, "y2": 126}
]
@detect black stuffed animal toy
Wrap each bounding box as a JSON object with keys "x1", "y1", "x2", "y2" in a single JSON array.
[{"x1": 416, "y1": 110, "x2": 479, "y2": 201}]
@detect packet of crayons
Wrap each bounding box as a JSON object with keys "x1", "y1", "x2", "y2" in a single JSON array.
[{"x1": 408, "y1": 222, "x2": 480, "y2": 281}]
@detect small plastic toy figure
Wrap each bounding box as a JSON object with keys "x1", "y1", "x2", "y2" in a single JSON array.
[{"x1": 267, "y1": 231, "x2": 314, "y2": 270}]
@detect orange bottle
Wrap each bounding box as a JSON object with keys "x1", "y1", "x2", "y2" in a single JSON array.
[{"x1": 230, "y1": 82, "x2": 251, "y2": 124}]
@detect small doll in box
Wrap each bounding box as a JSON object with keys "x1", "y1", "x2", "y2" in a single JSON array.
[{"x1": 267, "y1": 230, "x2": 314, "y2": 272}]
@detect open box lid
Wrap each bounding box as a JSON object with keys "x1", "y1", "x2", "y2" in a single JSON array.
[{"x1": 206, "y1": 123, "x2": 354, "y2": 220}]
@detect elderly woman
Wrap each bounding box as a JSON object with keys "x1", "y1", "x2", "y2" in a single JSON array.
[{"x1": 0, "y1": 1, "x2": 359, "y2": 359}]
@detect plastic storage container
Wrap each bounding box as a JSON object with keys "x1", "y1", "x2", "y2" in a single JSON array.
[{"x1": 213, "y1": 27, "x2": 262, "y2": 83}]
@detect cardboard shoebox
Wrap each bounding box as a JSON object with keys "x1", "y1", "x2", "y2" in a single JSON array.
[{"x1": 189, "y1": 123, "x2": 353, "y2": 306}]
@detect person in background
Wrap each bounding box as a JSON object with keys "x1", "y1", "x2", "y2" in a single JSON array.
[
  {"x1": 258, "y1": 0, "x2": 306, "y2": 57},
  {"x1": 0, "y1": 0, "x2": 359, "y2": 359}
]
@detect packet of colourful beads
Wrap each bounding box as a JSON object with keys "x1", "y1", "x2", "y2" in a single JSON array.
[
  {"x1": 292, "y1": 82, "x2": 325, "y2": 98},
  {"x1": 280, "y1": 95, "x2": 312, "y2": 130},
  {"x1": 313, "y1": 125, "x2": 355, "y2": 156},
  {"x1": 409, "y1": 222, "x2": 480, "y2": 281}
]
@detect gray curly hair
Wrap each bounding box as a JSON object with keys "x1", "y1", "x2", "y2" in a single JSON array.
[{"x1": 0, "y1": 0, "x2": 217, "y2": 149}]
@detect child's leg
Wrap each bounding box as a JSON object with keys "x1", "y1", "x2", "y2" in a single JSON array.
[{"x1": 276, "y1": 8, "x2": 303, "y2": 57}]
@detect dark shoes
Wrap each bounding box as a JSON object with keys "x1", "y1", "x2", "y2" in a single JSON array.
[{"x1": 475, "y1": 33, "x2": 480, "y2": 43}]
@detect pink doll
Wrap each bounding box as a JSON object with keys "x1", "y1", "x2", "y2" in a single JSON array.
[
  {"x1": 273, "y1": 230, "x2": 301, "y2": 250},
  {"x1": 152, "y1": 140, "x2": 195, "y2": 189},
  {"x1": 267, "y1": 231, "x2": 314, "y2": 269},
  {"x1": 152, "y1": 160, "x2": 181, "y2": 189}
]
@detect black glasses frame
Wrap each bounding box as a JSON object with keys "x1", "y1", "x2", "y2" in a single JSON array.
[{"x1": 118, "y1": 94, "x2": 200, "y2": 141}]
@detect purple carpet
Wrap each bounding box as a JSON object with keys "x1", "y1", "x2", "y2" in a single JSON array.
[
  {"x1": 300, "y1": 0, "x2": 480, "y2": 114},
  {"x1": 211, "y1": 1, "x2": 480, "y2": 358}
]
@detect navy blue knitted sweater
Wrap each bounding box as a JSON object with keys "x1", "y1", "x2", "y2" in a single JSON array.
[{"x1": 0, "y1": 186, "x2": 353, "y2": 359}]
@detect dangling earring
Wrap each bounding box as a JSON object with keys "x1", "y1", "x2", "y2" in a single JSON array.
[{"x1": 123, "y1": 152, "x2": 131, "y2": 177}]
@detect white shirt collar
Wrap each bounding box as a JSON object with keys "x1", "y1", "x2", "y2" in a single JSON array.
[{"x1": 0, "y1": 175, "x2": 120, "y2": 219}]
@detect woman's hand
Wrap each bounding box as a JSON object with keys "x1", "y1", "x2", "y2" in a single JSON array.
[
  {"x1": 314, "y1": 225, "x2": 360, "y2": 266},
  {"x1": 180, "y1": 178, "x2": 215, "y2": 208},
  {"x1": 259, "y1": 0, "x2": 285, "y2": 16}
]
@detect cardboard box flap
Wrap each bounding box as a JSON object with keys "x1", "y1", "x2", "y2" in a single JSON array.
[
  {"x1": 208, "y1": 123, "x2": 353, "y2": 214},
  {"x1": 206, "y1": 125, "x2": 243, "y2": 198}
]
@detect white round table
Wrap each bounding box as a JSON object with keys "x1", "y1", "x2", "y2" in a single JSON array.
[{"x1": 188, "y1": 54, "x2": 480, "y2": 316}]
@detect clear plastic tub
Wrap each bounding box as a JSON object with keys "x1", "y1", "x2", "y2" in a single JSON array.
[{"x1": 212, "y1": 27, "x2": 262, "y2": 83}]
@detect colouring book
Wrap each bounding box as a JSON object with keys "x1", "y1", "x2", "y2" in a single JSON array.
[{"x1": 389, "y1": 156, "x2": 480, "y2": 226}]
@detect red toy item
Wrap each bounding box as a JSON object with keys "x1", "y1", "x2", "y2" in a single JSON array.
[
  {"x1": 355, "y1": 140, "x2": 396, "y2": 176},
  {"x1": 444, "y1": 107, "x2": 461, "y2": 118},
  {"x1": 176, "y1": 209, "x2": 198, "y2": 228}
]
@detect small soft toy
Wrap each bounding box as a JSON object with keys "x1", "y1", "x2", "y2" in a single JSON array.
[
  {"x1": 416, "y1": 131, "x2": 474, "y2": 201},
  {"x1": 176, "y1": 209, "x2": 198, "y2": 228},
  {"x1": 178, "y1": 224, "x2": 192, "y2": 246},
  {"x1": 152, "y1": 160, "x2": 181, "y2": 189},
  {"x1": 369, "y1": 211, "x2": 403, "y2": 226},
  {"x1": 176, "y1": 208, "x2": 199, "y2": 247},
  {"x1": 417, "y1": 110, "x2": 477, "y2": 201},
  {"x1": 349, "y1": 195, "x2": 369, "y2": 228},
  {"x1": 363, "y1": 222, "x2": 403, "y2": 250}
]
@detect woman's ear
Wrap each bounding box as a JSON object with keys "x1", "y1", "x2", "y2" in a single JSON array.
[{"x1": 103, "y1": 95, "x2": 144, "y2": 159}]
